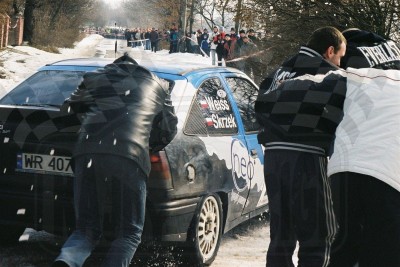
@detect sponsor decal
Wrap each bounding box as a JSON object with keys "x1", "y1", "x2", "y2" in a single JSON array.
[
  {"x1": 204, "y1": 96, "x2": 230, "y2": 111},
  {"x1": 200, "y1": 100, "x2": 209, "y2": 109},
  {"x1": 231, "y1": 139, "x2": 254, "y2": 192},
  {"x1": 217, "y1": 89, "x2": 227, "y2": 98},
  {"x1": 211, "y1": 114, "x2": 236, "y2": 129},
  {"x1": 205, "y1": 117, "x2": 214, "y2": 127},
  {"x1": 230, "y1": 139, "x2": 268, "y2": 207}
]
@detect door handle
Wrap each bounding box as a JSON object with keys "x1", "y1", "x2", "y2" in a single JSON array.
[{"x1": 250, "y1": 149, "x2": 258, "y2": 158}]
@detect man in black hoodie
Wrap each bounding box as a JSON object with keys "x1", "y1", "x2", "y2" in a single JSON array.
[
  {"x1": 53, "y1": 53, "x2": 178, "y2": 267},
  {"x1": 255, "y1": 26, "x2": 347, "y2": 267}
]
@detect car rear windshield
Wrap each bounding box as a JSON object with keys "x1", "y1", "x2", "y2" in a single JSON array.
[{"x1": 0, "y1": 70, "x2": 85, "y2": 106}]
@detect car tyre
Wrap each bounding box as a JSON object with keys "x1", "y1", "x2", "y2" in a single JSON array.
[{"x1": 185, "y1": 194, "x2": 223, "y2": 266}]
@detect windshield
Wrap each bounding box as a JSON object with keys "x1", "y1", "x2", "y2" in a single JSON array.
[{"x1": 0, "y1": 70, "x2": 85, "y2": 106}]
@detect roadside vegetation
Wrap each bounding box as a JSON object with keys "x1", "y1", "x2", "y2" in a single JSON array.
[{"x1": 1, "y1": 0, "x2": 400, "y2": 71}]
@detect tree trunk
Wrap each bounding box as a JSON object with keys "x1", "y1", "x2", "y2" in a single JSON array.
[
  {"x1": 23, "y1": 0, "x2": 35, "y2": 43},
  {"x1": 234, "y1": 0, "x2": 242, "y2": 32}
]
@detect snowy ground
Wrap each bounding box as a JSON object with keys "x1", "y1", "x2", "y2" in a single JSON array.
[{"x1": 0, "y1": 34, "x2": 299, "y2": 267}]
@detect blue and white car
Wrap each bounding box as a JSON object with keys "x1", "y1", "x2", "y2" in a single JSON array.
[{"x1": 0, "y1": 57, "x2": 268, "y2": 266}]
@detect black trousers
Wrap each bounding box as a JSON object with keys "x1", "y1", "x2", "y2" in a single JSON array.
[
  {"x1": 151, "y1": 41, "x2": 158, "y2": 52},
  {"x1": 264, "y1": 150, "x2": 337, "y2": 267},
  {"x1": 329, "y1": 172, "x2": 400, "y2": 267}
]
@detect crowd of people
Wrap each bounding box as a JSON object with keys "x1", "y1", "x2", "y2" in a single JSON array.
[{"x1": 122, "y1": 24, "x2": 265, "y2": 84}]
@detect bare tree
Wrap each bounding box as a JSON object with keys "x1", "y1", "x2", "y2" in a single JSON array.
[
  {"x1": 248, "y1": 0, "x2": 400, "y2": 74},
  {"x1": 23, "y1": 0, "x2": 95, "y2": 48}
]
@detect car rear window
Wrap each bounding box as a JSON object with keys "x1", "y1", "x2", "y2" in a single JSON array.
[
  {"x1": 0, "y1": 70, "x2": 85, "y2": 106},
  {"x1": 185, "y1": 77, "x2": 238, "y2": 136}
]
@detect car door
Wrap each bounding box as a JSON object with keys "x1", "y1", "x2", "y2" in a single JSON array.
[
  {"x1": 183, "y1": 74, "x2": 251, "y2": 223},
  {"x1": 222, "y1": 75, "x2": 268, "y2": 216}
]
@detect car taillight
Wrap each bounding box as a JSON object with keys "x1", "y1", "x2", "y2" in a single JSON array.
[{"x1": 148, "y1": 151, "x2": 173, "y2": 189}]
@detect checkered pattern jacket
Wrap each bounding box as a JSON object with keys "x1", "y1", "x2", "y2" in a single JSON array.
[{"x1": 255, "y1": 47, "x2": 344, "y2": 154}]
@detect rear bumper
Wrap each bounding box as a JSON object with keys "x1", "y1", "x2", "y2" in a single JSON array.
[
  {"x1": 142, "y1": 196, "x2": 201, "y2": 243},
  {"x1": 0, "y1": 174, "x2": 202, "y2": 243},
  {"x1": 0, "y1": 174, "x2": 75, "y2": 235}
]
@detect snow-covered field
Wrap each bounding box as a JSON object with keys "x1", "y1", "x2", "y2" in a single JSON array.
[{"x1": 0, "y1": 34, "x2": 287, "y2": 267}]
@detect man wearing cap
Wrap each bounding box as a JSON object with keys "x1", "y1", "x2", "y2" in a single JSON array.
[
  {"x1": 230, "y1": 27, "x2": 239, "y2": 41},
  {"x1": 255, "y1": 26, "x2": 347, "y2": 267},
  {"x1": 237, "y1": 35, "x2": 258, "y2": 75},
  {"x1": 149, "y1": 27, "x2": 159, "y2": 53},
  {"x1": 247, "y1": 29, "x2": 260, "y2": 46},
  {"x1": 234, "y1": 29, "x2": 247, "y2": 58},
  {"x1": 327, "y1": 29, "x2": 400, "y2": 267},
  {"x1": 200, "y1": 28, "x2": 210, "y2": 57},
  {"x1": 223, "y1": 34, "x2": 236, "y2": 61}
]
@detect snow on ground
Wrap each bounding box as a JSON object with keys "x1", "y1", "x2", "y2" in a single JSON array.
[{"x1": 0, "y1": 34, "x2": 213, "y2": 95}]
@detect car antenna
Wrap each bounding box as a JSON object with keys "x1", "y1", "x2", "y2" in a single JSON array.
[{"x1": 114, "y1": 22, "x2": 117, "y2": 58}]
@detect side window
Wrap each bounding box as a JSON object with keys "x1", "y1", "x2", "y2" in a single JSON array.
[
  {"x1": 184, "y1": 78, "x2": 238, "y2": 136},
  {"x1": 225, "y1": 77, "x2": 260, "y2": 132}
]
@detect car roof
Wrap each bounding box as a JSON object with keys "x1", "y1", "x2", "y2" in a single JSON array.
[{"x1": 42, "y1": 57, "x2": 245, "y2": 77}]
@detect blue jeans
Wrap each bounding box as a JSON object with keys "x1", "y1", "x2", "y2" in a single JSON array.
[{"x1": 55, "y1": 154, "x2": 147, "y2": 267}]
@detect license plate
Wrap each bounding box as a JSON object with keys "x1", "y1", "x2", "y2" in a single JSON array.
[{"x1": 16, "y1": 153, "x2": 73, "y2": 176}]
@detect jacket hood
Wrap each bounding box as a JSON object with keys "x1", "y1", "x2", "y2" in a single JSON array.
[{"x1": 341, "y1": 29, "x2": 400, "y2": 70}]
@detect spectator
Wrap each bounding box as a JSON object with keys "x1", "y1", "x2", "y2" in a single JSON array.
[
  {"x1": 255, "y1": 26, "x2": 347, "y2": 267},
  {"x1": 237, "y1": 35, "x2": 258, "y2": 75},
  {"x1": 149, "y1": 27, "x2": 159, "y2": 53},
  {"x1": 223, "y1": 34, "x2": 236, "y2": 61},
  {"x1": 209, "y1": 26, "x2": 220, "y2": 65},
  {"x1": 247, "y1": 29, "x2": 260, "y2": 46},
  {"x1": 191, "y1": 31, "x2": 200, "y2": 54},
  {"x1": 200, "y1": 29, "x2": 210, "y2": 57},
  {"x1": 234, "y1": 29, "x2": 247, "y2": 58},
  {"x1": 214, "y1": 32, "x2": 226, "y2": 66},
  {"x1": 124, "y1": 28, "x2": 131, "y2": 47},
  {"x1": 169, "y1": 24, "x2": 179, "y2": 53},
  {"x1": 144, "y1": 28, "x2": 151, "y2": 50},
  {"x1": 230, "y1": 27, "x2": 239, "y2": 41},
  {"x1": 52, "y1": 53, "x2": 178, "y2": 267},
  {"x1": 196, "y1": 29, "x2": 203, "y2": 46},
  {"x1": 185, "y1": 32, "x2": 192, "y2": 53}
]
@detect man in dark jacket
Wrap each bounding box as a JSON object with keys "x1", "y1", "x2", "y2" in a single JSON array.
[
  {"x1": 53, "y1": 54, "x2": 178, "y2": 267},
  {"x1": 255, "y1": 26, "x2": 347, "y2": 267},
  {"x1": 149, "y1": 27, "x2": 159, "y2": 53}
]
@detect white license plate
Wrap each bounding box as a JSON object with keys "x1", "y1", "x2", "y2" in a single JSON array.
[{"x1": 16, "y1": 153, "x2": 73, "y2": 176}]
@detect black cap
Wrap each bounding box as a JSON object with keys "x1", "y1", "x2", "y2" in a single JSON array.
[
  {"x1": 225, "y1": 34, "x2": 231, "y2": 37},
  {"x1": 341, "y1": 28, "x2": 400, "y2": 70},
  {"x1": 230, "y1": 27, "x2": 235, "y2": 31},
  {"x1": 239, "y1": 29, "x2": 246, "y2": 34},
  {"x1": 248, "y1": 29, "x2": 255, "y2": 33}
]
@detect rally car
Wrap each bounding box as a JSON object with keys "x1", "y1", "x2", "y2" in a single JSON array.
[{"x1": 0, "y1": 57, "x2": 268, "y2": 266}]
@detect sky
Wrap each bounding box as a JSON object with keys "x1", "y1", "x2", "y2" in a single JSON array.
[{"x1": 102, "y1": 0, "x2": 124, "y2": 9}]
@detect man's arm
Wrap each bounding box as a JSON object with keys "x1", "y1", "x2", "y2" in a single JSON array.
[{"x1": 149, "y1": 94, "x2": 178, "y2": 152}]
